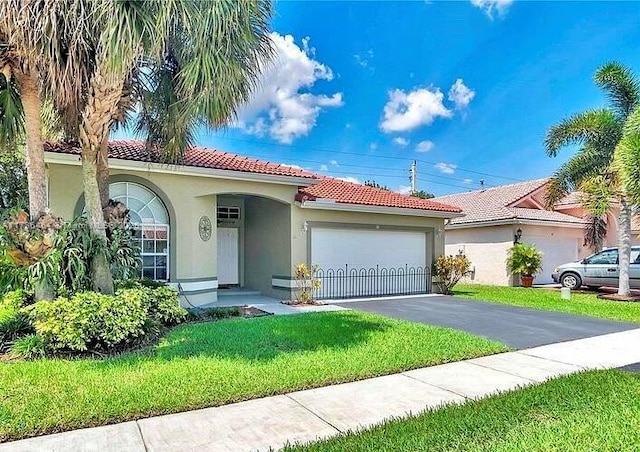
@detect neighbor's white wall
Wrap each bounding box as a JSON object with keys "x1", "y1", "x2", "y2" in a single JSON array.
[{"x1": 445, "y1": 225, "x2": 514, "y2": 286}]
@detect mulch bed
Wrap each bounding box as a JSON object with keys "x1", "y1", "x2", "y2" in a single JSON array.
[{"x1": 597, "y1": 293, "x2": 640, "y2": 302}]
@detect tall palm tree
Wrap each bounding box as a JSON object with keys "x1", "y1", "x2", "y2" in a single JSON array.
[
  {"x1": 545, "y1": 62, "x2": 639, "y2": 297},
  {"x1": 2, "y1": 0, "x2": 273, "y2": 294}
]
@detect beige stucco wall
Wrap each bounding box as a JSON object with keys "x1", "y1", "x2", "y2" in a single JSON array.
[
  {"x1": 46, "y1": 162, "x2": 298, "y2": 285},
  {"x1": 445, "y1": 225, "x2": 514, "y2": 286},
  {"x1": 47, "y1": 160, "x2": 449, "y2": 300}
]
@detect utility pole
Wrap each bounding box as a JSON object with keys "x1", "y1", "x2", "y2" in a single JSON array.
[{"x1": 409, "y1": 160, "x2": 417, "y2": 194}]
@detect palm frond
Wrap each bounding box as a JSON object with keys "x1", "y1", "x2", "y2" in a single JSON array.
[
  {"x1": 595, "y1": 62, "x2": 640, "y2": 119},
  {"x1": 583, "y1": 214, "x2": 607, "y2": 253},
  {"x1": 578, "y1": 175, "x2": 616, "y2": 217},
  {"x1": 544, "y1": 109, "x2": 621, "y2": 157},
  {"x1": 614, "y1": 125, "x2": 640, "y2": 206},
  {"x1": 0, "y1": 71, "x2": 24, "y2": 148}
]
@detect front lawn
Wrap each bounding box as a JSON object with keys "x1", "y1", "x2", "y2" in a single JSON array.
[
  {"x1": 287, "y1": 369, "x2": 640, "y2": 452},
  {"x1": 454, "y1": 284, "x2": 640, "y2": 323},
  {"x1": 0, "y1": 311, "x2": 506, "y2": 442}
]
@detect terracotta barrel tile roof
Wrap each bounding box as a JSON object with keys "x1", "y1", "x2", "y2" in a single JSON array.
[
  {"x1": 296, "y1": 177, "x2": 462, "y2": 213},
  {"x1": 45, "y1": 140, "x2": 462, "y2": 214},
  {"x1": 44, "y1": 140, "x2": 318, "y2": 179}
]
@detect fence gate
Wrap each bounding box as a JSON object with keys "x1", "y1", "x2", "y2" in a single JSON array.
[{"x1": 315, "y1": 264, "x2": 431, "y2": 300}]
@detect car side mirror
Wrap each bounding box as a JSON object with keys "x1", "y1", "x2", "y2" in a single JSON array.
[{"x1": 581, "y1": 258, "x2": 588, "y2": 264}]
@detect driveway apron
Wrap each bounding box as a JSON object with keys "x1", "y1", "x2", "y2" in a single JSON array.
[{"x1": 334, "y1": 295, "x2": 638, "y2": 349}]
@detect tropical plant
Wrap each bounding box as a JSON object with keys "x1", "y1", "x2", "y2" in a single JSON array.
[
  {"x1": 434, "y1": 254, "x2": 471, "y2": 295},
  {"x1": 506, "y1": 243, "x2": 543, "y2": 279},
  {"x1": 412, "y1": 190, "x2": 435, "y2": 199},
  {"x1": 293, "y1": 263, "x2": 321, "y2": 304},
  {"x1": 545, "y1": 62, "x2": 639, "y2": 297},
  {"x1": 0, "y1": 151, "x2": 28, "y2": 217}
]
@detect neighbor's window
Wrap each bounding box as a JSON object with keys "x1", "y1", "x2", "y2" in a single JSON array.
[{"x1": 109, "y1": 182, "x2": 170, "y2": 281}]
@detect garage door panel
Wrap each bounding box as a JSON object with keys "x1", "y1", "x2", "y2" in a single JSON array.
[
  {"x1": 529, "y1": 237, "x2": 580, "y2": 284},
  {"x1": 311, "y1": 228, "x2": 430, "y2": 299},
  {"x1": 311, "y1": 229, "x2": 426, "y2": 270}
]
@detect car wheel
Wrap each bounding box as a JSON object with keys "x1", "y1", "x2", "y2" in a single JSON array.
[{"x1": 560, "y1": 273, "x2": 582, "y2": 290}]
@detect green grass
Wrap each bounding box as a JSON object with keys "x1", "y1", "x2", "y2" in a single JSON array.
[
  {"x1": 287, "y1": 369, "x2": 640, "y2": 452},
  {"x1": 0, "y1": 311, "x2": 506, "y2": 442},
  {"x1": 454, "y1": 284, "x2": 640, "y2": 323}
]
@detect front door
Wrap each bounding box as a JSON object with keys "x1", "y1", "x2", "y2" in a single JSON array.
[{"x1": 217, "y1": 227, "x2": 239, "y2": 285}]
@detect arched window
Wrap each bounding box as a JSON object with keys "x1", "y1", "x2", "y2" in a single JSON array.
[{"x1": 110, "y1": 182, "x2": 170, "y2": 281}]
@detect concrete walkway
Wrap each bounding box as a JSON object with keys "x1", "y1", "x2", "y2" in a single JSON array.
[
  {"x1": 201, "y1": 293, "x2": 349, "y2": 316},
  {"x1": 4, "y1": 328, "x2": 640, "y2": 452}
]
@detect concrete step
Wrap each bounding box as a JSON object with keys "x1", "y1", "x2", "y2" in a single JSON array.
[{"x1": 218, "y1": 290, "x2": 261, "y2": 297}]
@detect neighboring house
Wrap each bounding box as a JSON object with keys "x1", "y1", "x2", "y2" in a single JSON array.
[
  {"x1": 433, "y1": 179, "x2": 640, "y2": 286},
  {"x1": 44, "y1": 141, "x2": 462, "y2": 305}
]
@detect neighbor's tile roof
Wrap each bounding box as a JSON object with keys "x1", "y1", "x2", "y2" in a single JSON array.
[
  {"x1": 432, "y1": 179, "x2": 586, "y2": 225},
  {"x1": 296, "y1": 178, "x2": 462, "y2": 213},
  {"x1": 45, "y1": 140, "x2": 462, "y2": 214},
  {"x1": 44, "y1": 140, "x2": 318, "y2": 179}
]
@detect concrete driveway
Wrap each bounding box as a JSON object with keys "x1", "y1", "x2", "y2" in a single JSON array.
[{"x1": 334, "y1": 295, "x2": 639, "y2": 349}]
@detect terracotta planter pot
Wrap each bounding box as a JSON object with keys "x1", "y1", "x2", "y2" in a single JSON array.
[{"x1": 521, "y1": 275, "x2": 534, "y2": 287}]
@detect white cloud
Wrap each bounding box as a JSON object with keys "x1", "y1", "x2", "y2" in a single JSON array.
[
  {"x1": 393, "y1": 137, "x2": 410, "y2": 147},
  {"x1": 448, "y1": 79, "x2": 475, "y2": 110},
  {"x1": 435, "y1": 162, "x2": 457, "y2": 174},
  {"x1": 380, "y1": 87, "x2": 452, "y2": 133},
  {"x1": 337, "y1": 176, "x2": 362, "y2": 185},
  {"x1": 397, "y1": 185, "x2": 413, "y2": 195},
  {"x1": 354, "y1": 49, "x2": 374, "y2": 68},
  {"x1": 470, "y1": 0, "x2": 513, "y2": 19},
  {"x1": 462, "y1": 178, "x2": 473, "y2": 184},
  {"x1": 319, "y1": 164, "x2": 329, "y2": 171},
  {"x1": 234, "y1": 32, "x2": 344, "y2": 143},
  {"x1": 415, "y1": 140, "x2": 434, "y2": 153},
  {"x1": 329, "y1": 159, "x2": 339, "y2": 166},
  {"x1": 369, "y1": 142, "x2": 378, "y2": 151}
]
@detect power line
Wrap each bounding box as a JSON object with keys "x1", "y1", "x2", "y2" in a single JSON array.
[{"x1": 207, "y1": 134, "x2": 525, "y2": 183}]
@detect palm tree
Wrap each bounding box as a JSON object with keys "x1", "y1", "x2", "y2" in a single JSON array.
[
  {"x1": 2, "y1": 0, "x2": 273, "y2": 294},
  {"x1": 0, "y1": 31, "x2": 47, "y2": 221},
  {"x1": 545, "y1": 62, "x2": 639, "y2": 297}
]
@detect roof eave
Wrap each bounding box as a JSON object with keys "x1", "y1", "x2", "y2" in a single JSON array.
[
  {"x1": 446, "y1": 218, "x2": 587, "y2": 229},
  {"x1": 297, "y1": 199, "x2": 464, "y2": 219},
  {"x1": 45, "y1": 152, "x2": 321, "y2": 187}
]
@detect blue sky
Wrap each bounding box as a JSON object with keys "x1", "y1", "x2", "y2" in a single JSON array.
[{"x1": 123, "y1": 1, "x2": 640, "y2": 196}]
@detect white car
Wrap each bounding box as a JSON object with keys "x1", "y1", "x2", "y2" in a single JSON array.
[{"x1": 551, "y1": 247, "x2": 640, "y2": 290}]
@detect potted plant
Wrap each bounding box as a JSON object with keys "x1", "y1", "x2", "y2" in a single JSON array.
[{"x1": 506, "y1": 243, "x2": 543, "y2": 287}]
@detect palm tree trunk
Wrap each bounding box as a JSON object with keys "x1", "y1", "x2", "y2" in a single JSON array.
[
  {"x1": 617, "y1": 196, "x2": 632, "y2": 297},
  {"x1": 78, "y1": 66, "x2": 124, "y2": 294},
  {"x1": 97, "y1": 139, "x2": 110, "y2": 209},
  {"x1": 15, "y1": 69, "x2": 55, "y2": 301},
  {"x1": 15, "y1": 70, "x2": 47, "y2": 220}
]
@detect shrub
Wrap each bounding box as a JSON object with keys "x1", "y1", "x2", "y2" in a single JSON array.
[
  {"x1": 26, "y1": 290, "x2": 147, "y2": 351},
  {"x1": 144, "y1": 286, "x2": 186, "y2": 325},
  {"x1": 435, "y1": 254, "x2": 471, "y2": 295},
  {"x1": 10, "y1": 334, "x2": 46, "y2": 359},
  {"x1": 200, "y1": 306, "x2": 243, "y2": 320},
  {"x1": 506, "y1": 243, "x2": 543, "y2": 277},
  {"x1": 0, "y1": 290, "x2": 32, "y2": 352}
]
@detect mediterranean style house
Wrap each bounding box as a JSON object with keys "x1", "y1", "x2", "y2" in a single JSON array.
[
  {"x1": 433, "y1": 179, "x2": 640, "y2": 286},
  {"x1": 44, "y1": 141, "x2": 463, "y2": 305}
]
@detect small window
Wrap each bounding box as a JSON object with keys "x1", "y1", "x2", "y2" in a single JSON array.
[
  {"x1": 586, "y1": 249, "x2": 618, "y2": 265},
  {"x1": 632, "y1": 249, "x2": 640, "y2": 264},
  {"x1": 217, "y1": 206, "x2": 240, "y2": 220}
]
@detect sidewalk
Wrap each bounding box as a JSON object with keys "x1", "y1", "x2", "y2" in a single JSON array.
[{"x1": 4, "y1": 328, "x2": 640, "y2": 452}]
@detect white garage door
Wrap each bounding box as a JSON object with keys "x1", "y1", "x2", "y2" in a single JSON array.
[
  {"x1": 529, "y1": 237, "x2": 580, "y2": 284},
  {"x1": 311, "y1": 228, "x2": 429, "y2": 298}
]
